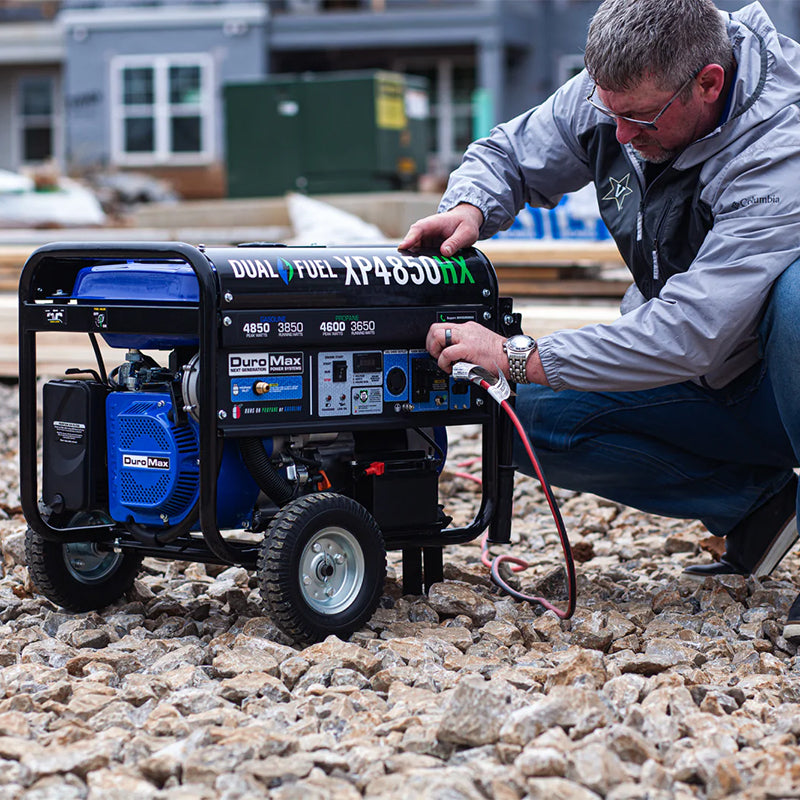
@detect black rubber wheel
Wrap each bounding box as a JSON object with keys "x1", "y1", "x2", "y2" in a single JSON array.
[
  {"x1": 257, "y1": 492, "x2": 386, "y2": 644},
  {"x1": 25, "y1": 513, "x2": 143, "y2": 612}
]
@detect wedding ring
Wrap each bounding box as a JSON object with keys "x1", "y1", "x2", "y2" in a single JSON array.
[{"x1": 444, "y1": 328, "x2": 453, "y2": 347}]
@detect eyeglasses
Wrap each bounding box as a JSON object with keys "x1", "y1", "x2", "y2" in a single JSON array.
[{"x1": 586, "y1": 71, "x2": 700, "y2": 131}]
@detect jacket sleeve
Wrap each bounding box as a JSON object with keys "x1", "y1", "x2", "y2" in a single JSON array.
[
  {"x1": 538, "y1": 132, "x2": 800, "y2": 391},
  {"x1": 438, "y1": 73, "x2": 596, "y2": 237}
]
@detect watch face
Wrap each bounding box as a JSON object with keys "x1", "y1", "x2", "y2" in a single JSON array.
[{"x1": 507, "y1": 334, "x2": 535, "y2": 352}]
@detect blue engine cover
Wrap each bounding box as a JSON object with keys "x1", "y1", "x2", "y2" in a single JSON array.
[
  {"x1": 106, "y1": 391, "x2": 259, "y2": 529},
  {"x1": 107, "y1": 391, "x2": 199, "y2": 527}
]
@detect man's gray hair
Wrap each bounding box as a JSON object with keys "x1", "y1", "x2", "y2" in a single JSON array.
[{"x1": 584, "y1": 0, "x2": 734, "y2": 92}]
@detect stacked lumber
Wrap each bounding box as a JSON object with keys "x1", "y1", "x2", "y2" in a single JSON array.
[
  {"x1": 0, "y1": 246, "x2": 33, "y2": 292},
  {"x1": 478, "y1": 240, "x2": 630, "y2": 297}
]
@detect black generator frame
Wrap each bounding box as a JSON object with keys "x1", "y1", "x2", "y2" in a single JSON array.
[{"x1": 19, "y1": 241, "x2": 520, "y2": 595}]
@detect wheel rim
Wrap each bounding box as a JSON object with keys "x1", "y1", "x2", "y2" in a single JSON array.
[
  {"x1": 62, "y1": 542, "x2": 123, "y2": 585},
  {"x1": 298, "y1": 526, "x2": 365, "y2": 614}
]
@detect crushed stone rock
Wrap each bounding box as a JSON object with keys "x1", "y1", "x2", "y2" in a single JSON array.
[{"x1": 0, "y1": 391, "x2": 799, "y2": 798}]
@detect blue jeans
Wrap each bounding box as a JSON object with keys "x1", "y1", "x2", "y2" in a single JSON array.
[{"x1": 513, "y1": 259, "x2": 800, "y2": 537}]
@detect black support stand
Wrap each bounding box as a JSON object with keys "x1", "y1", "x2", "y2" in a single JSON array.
[{"x1": 402, "y1": 545, "x2": 444, "y2": 595}]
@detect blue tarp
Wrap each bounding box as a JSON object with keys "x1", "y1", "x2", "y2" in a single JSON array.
[{"x1": 494, "y1": 185, "x2": 610, "y2": 241}]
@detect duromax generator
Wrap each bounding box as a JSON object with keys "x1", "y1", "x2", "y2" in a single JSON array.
[{"x1": 19, "y1": 242, "x2": 520, "y2": 643}]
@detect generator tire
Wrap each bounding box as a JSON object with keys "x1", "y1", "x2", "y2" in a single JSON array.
[
  {"x1": 25, "y1": 520, "x2": 143, "y2": 612},
  {"x1": 258, "y1": 492, "x2": 386, "y2": 645}
]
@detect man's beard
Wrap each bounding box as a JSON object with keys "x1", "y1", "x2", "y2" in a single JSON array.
[
  {"x1": 631, "y1": 144, "x2": 677, "y2": 164},
  {"x1": 632, "y1": 142, "x2": 678, "y2": 164}
]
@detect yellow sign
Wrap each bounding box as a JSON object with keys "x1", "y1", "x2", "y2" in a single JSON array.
[{"x1": 376, "y1": 77, "x2": 406, "y2": 130}]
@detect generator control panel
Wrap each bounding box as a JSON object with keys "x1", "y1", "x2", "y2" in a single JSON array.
[
  {"x1": 215, "y1": 301, "x2": 494, "y2": 435},
  {"x1": 216, "y1": 331, "x2": 482, "y2": 433}
]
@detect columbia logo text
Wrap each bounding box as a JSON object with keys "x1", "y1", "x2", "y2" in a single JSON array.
[{"x1": 731, "y1": 195, "x2": 780, "y2": 210}]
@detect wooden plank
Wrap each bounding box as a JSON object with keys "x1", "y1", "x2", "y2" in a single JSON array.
[
  {"x1": 495, "y1": 266, "x2": 564, "y2": 280},
  {"x1": 0, "y1": 246, "x2": 33, "y2": 293},
  {"x1": 0, "y1": 245, "x2": 34, "y2": 268},
  {"x1": 494, "y1": 264, "x2": 605, "y2": 282},
  {"x1": 479, "y1": 239, "x2": 624, "y2": 267},
  {"x1": 497, "y1": 278, "x2": 630, "y2": 298}
]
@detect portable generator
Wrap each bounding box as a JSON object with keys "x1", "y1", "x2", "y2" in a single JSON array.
[{"x1": 19, "y1": 242, "x2": 521, "y2": 643}]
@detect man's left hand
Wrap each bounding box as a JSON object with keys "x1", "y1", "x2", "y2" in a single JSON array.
[
  {"x1": 426, "y1": 321, "x2": 549, "y2": 386},
  {"x1": 427, "y1": 321, "x2": 507, "y2": 376}
]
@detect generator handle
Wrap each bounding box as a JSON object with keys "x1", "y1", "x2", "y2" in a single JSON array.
[{"x1": 19, "y1": 241, "x2": 242, "y2": 564}]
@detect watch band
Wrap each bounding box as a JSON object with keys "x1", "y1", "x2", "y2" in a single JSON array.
[{"x1": 507, "y1": 352, "x2": 530, "y2": 384}]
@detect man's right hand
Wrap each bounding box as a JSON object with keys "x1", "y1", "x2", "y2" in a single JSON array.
[{"x1": 398, "y1": 203, "x2": 484, "y2": 257}]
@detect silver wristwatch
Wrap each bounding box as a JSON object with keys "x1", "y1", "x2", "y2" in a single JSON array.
[{"x1": 503, "y1": 334, "x2": 537, "y2": 384}]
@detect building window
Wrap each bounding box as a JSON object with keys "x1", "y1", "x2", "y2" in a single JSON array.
[
  {"x1": 112, "y1": 54, "x2": 213, "y2": 165},
  {"x1": 18, "y1": 76, "x2": 55, "y2": 164}
]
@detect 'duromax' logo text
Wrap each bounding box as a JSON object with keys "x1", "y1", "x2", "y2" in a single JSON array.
[
  {"x1": 226, "y1": 254, "x2": 475, "y2": 287},
  {"x1": 228, "y1": 352, "x2": 304, "y2": 376},
  {"x1": 122, "y1": 454, "x2": 170, "y2": 470}
]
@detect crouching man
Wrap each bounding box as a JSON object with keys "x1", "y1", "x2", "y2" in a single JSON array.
[{"x1": 402, "y1": 0, "x2": 800, "y2": 636}]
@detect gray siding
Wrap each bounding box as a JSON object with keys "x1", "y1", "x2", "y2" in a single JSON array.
[
  {"x1": 8, "y1": 0, "x2": 800, "y2": 188},
  {"x1": 61, "y1": 3, "x2": 266, "y2": 168}
]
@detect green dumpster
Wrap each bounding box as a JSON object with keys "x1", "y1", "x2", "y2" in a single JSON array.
[{"x1": 225, "y1": 70, "x2": 430, "y2": 197}]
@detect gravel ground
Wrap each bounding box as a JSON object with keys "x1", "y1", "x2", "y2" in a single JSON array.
[{"x1": 2, "y1": 382, "x2": 800, "y2": 799}]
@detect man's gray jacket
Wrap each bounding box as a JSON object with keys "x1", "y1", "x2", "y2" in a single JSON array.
[{"x1": 439, "y1": 2, "x2": 800, "y2": 391}]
